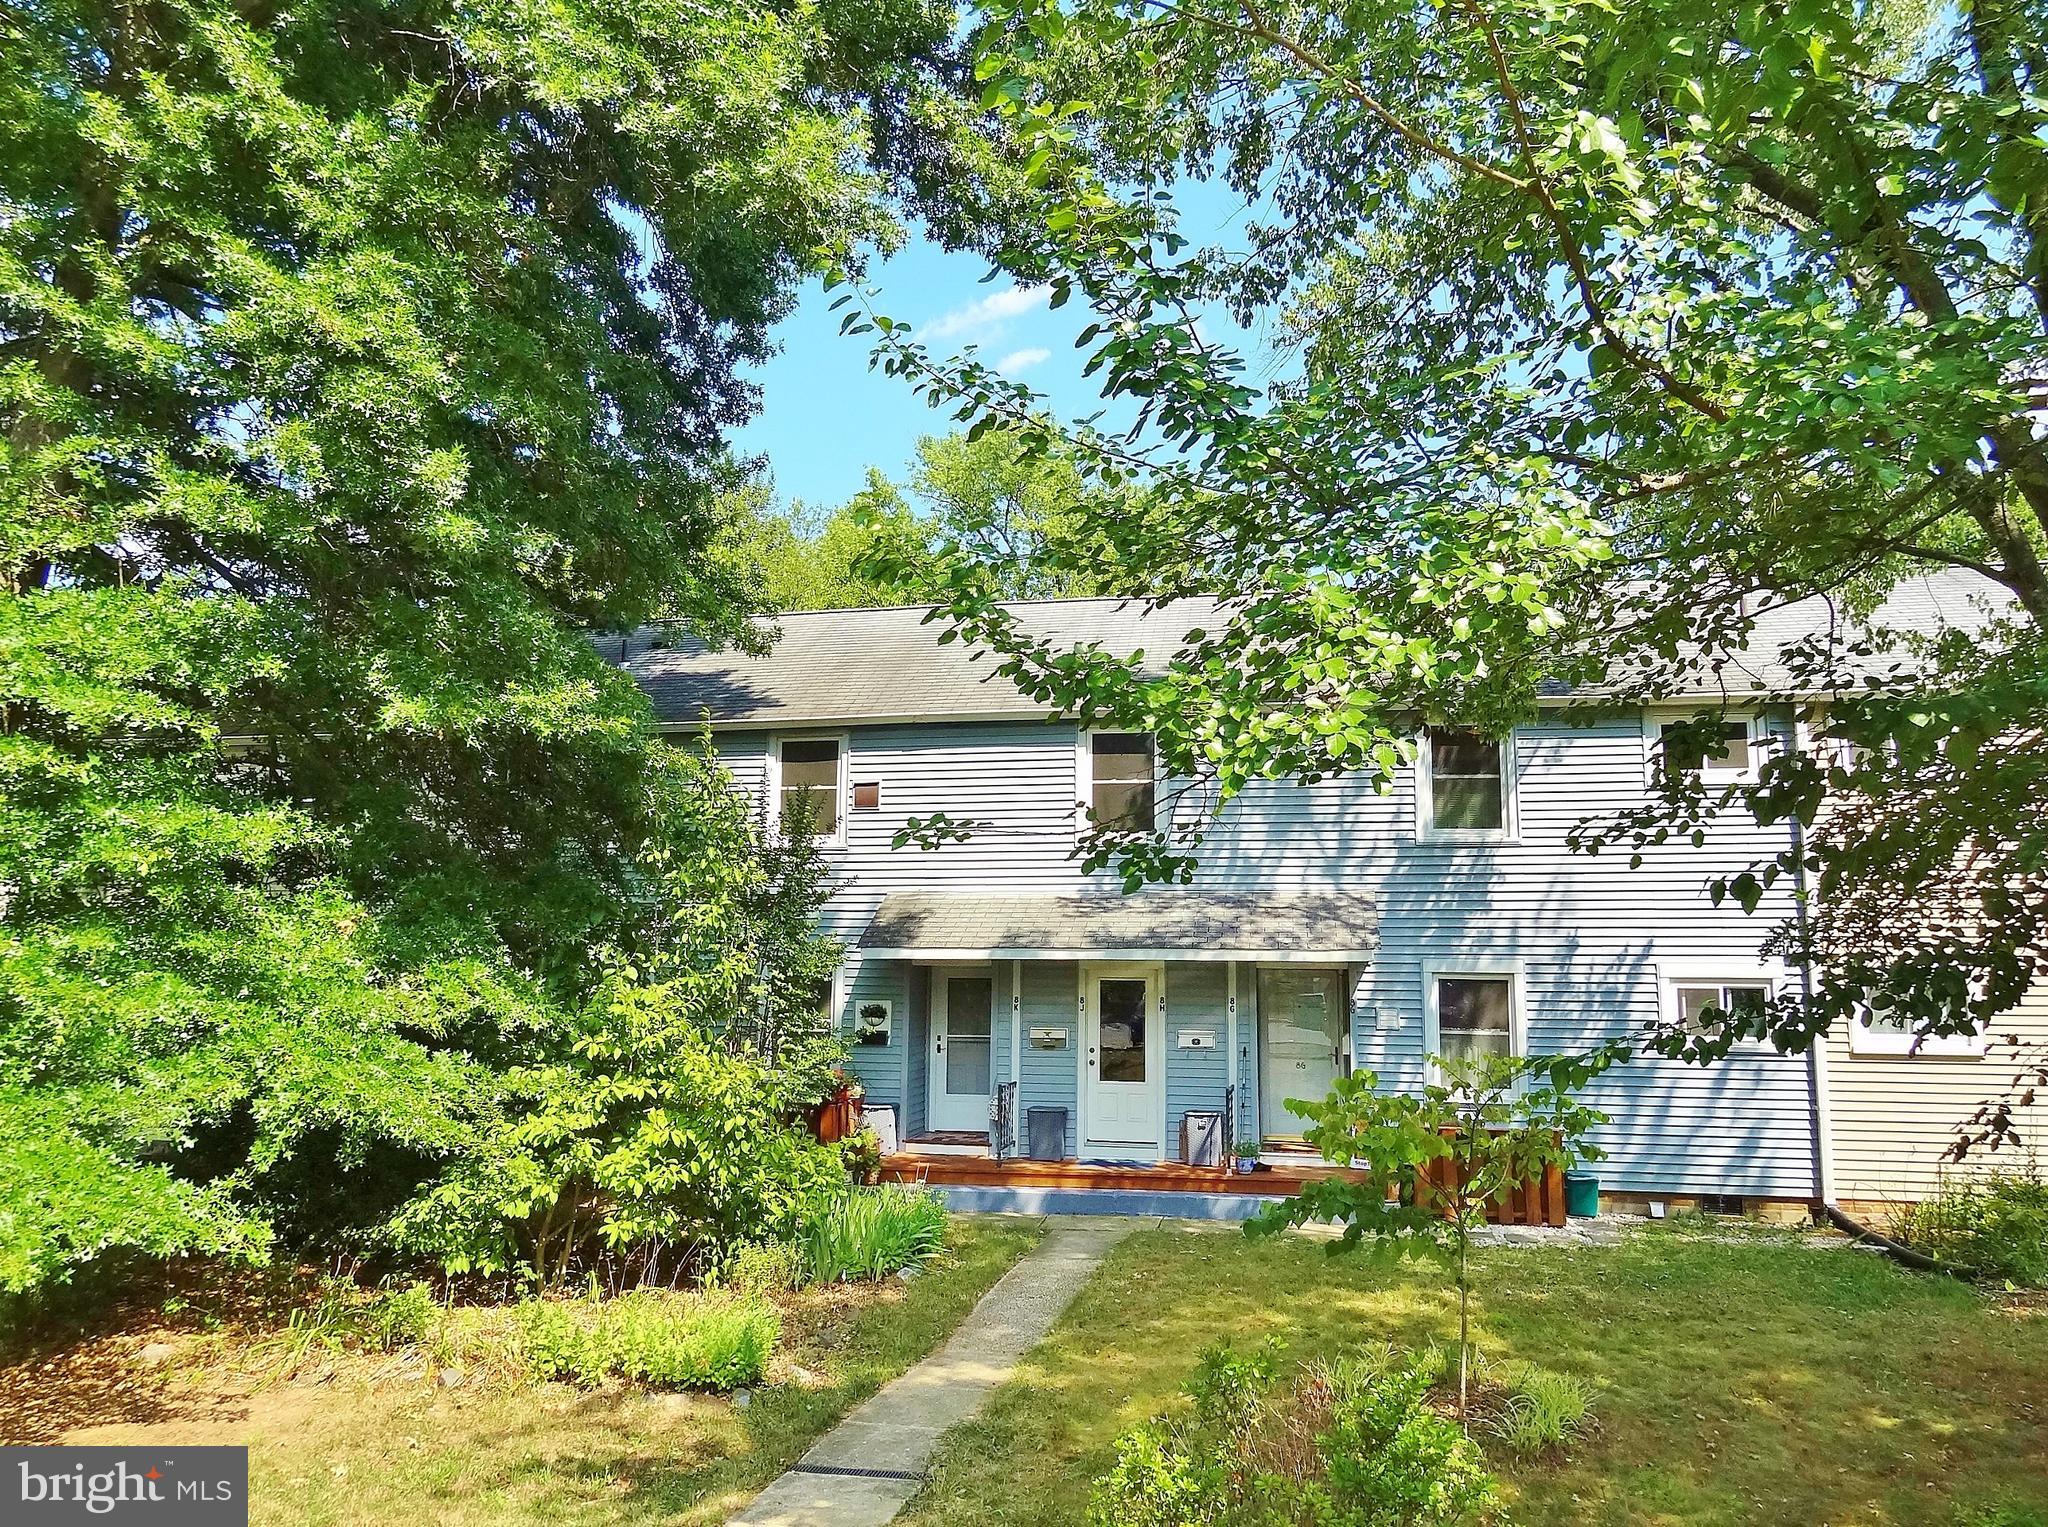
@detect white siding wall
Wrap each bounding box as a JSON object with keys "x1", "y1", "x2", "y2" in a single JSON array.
[
  {"x1": 720, "y1": 715, "x2": 1820, "y2": 1198},
  {"x1": 1825, "y1": 982, "x2": 2048, "y2": 1204}
]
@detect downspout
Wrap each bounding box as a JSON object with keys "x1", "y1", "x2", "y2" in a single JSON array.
[
  {"x1": 1785, "y1": 707, "x2": 1834, "y2": 1213},
  {"x1": 1789, "y1": 800, "x2": 1834, "y2": 1213}
]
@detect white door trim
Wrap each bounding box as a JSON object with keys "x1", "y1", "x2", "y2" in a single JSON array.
[
  {"x1": 928, "y1": 965, "x2": 996, "y2": 1134},
  {"x1": 1077, "y1": 960, "x2": 1166, "y2": 1160}
]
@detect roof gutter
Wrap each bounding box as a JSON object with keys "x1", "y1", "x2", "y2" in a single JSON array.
[{"x1": 857, "y1": 945, "x2": 1378, "y2": 963}]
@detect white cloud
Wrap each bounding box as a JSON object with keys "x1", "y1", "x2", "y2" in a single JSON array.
[
  {"x1": 917, "y1": 283, "x2": 1051, "y2": 342},
  {"x1": 995, "y1": 347, "x2": 1052, "y2": 376}
]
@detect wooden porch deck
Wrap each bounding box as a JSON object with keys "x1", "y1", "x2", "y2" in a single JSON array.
[
  {"x1": 884, "y1": 1152, "x2": 1360, "y2": 1199},
  {"x1": 883, "y1": 1151, "x2": 1568, "y2": 1226}
]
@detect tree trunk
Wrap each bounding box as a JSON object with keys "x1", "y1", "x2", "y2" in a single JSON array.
[{"x1": 1457, "y1": 1220, "x2": 1471, "y2": 1421}]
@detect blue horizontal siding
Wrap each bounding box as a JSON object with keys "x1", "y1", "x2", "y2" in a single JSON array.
[{"x1": 718, "y1": 713, "x2": 1819, "y2": 1198}]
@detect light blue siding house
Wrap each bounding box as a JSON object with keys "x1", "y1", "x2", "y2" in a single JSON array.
[{"x1": 619, "y1": 580, "x2": 1993, "y2": 1211}]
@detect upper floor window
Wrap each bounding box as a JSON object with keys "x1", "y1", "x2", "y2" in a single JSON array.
[
  {"x1": 776, "y1": 736, "x2": 844, "y2": 842},
  {"x1": 1656, "y1": 715, "x2": 1756, "y2": 782},
  {"x1": 1418, "y1": 727, "x2": 1514, "y2": 839},
  {"x1": 1087, "y1": 732, "x2": 1156, "y2": 832}
]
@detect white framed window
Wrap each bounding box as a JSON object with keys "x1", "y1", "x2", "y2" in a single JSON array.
[
  {"x1": 768, "y1": 733, "x2": 849, "y2": 846},
  {"x1": 1415, "y1": 727, "x2": 1517, "y2": 841},
  {"x1": 1646, "y1": 962, "x2": 1777, "y2": 1035},
  {"x1": 1645, "y1": 710, "x2": 1770, "y2": 785},
  {"x1": 1421, "y1": 963, "x2": 1525, "y2": 1085},
  {"x1": 1079, "y1": 730, "x2": 1156, "y2": 834},
  {"x1": 1848, "y1": 992, "x2": 1989, "y2": 1059}
]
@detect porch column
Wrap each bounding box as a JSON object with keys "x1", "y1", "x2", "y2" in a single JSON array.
[
  {"x1": 1226, "y1": 960, "x2": 1239, "y2": 1136},
  {"x1": 1220, "y1": 962, "x2": 1236, "y2": 1097},
  {"x1": 1010, "y1": 959, "x2": 1022, "y2": 1089}
]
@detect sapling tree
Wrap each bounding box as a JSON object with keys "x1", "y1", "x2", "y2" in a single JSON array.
[{"x1": 1250, "y1": 1053, "x2": 1607, "y2": 1416}]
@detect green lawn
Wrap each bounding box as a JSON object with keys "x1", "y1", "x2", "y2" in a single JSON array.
[
  {"x1": 901, "y1": 1221, "x2": 2048, "y2": 1527},
  {"x1": 23, "y1": 1219, "x2": 1040, "y2": 1527}
]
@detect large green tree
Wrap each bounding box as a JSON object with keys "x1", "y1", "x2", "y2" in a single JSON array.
[
  {"x1": 846, "y1": 0, "x2": 2048, "y2": 1077},
  {"x1": 715, "y1": 470, "x2": 943, "y2": 612},
  {"x1": 717, "y1": 425, "x2": 1152, "y2": 611},
  {"x1": 0, "y1": 0, "x2": 967, "y2": 1289}
]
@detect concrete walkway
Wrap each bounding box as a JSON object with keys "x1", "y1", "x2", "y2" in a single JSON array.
[{"x1": 729, "y1": 1217, "x2": 1134, "y2": 1526}]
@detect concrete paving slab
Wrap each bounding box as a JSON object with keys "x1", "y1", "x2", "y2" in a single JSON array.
[
  {"x1": 726, "y1": 1220, "x2": 1131, "y2": 1526},
  {"x1": 733, "y1": 1469, "x2": 922, "y2": 1527}
]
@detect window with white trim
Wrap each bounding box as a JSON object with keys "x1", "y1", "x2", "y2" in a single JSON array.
[
  {"x1": 1087, "y1": 732, "x2": 1156, "y2": 832},
  {"x1": 1671, "y1": 979, "x2": 1770, "y2": 1037},
  {"x1": 776, "y1": 737, "x2": 844, "y2": 841},
  {"x1": 1431, "y1": 973, "x2": 1517, "y2": 1071},
  {"x1": 1656, "y1": 715, "x2": 1757, "y2": 782},
  {"x1": 1420, "y1": 727, "x2": 1512, "y2": 838},
  {"x1": 1848, "y1": 991, "x2": 1989, "y2": 1058}
]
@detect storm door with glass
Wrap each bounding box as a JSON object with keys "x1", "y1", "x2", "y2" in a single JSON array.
[{"x1": 927, "y1": 970, "x2": 994, "y2": 1134}]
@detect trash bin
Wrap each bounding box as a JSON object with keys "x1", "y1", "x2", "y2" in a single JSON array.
[
  {"x1": 1027, "y1": 1107, "x2": 1068, "y2": 1161},
  {"x1": 1564, "y1": 1170, "x2": 1600, "y2": 1218},
  {"x1": 1180, "y1": 1110, "x2": 1224, "y2": 1167}
]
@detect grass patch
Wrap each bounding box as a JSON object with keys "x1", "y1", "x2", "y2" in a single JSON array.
[
  {"x1": 901, "y1": 1223, "x2": 2048, "y2": 1527},
  {"x1": 515, "y1": 1290, "x2": 779, "y2": 1390},
  {"x1": 5, "y1": 1217, "x2": 1040, "y2": 1526}
]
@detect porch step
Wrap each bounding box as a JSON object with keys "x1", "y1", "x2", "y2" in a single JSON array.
[{"x1": 933, "y1": 1185, "x2": 1277, "y2": 1220}]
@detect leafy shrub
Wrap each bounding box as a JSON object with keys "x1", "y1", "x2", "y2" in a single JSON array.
[
  {"x1": 386, "y1": 744, "x2": 849, "y2": 1287},
  {"x1": 1090, "y1": 1341, "x2": 1499, "y2": 1526},
  {"x1": 841, "y1": 1128, "x2": 884, "y2": 1185},
  {"x1": 1481, "y1": 1360, "x2": 1593, "y2": 1455},
  {"x1": 712, "y1": 1239, "x2": 809, "y2": 1296},
  {"x1": 1898, "y1": 1172, "x2": 2048, "y2": 1286},
  {"x1": 516, "y1": 1289, "x2": 778, "y2": 1390},
  {"x1": 805, "y1": 1185, "x2": 947, "y2": 1283},
  {"x1": 361, "y1": 1281, "x2": 439, "y2": 1351}
]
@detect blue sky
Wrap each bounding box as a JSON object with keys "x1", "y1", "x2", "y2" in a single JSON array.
[
  {"x1": 730, "y1": 241, "x2": 1079, "y2": 508},
  {"x1": 731, "y1": 183, "x2": 1281, "y2": 510}
]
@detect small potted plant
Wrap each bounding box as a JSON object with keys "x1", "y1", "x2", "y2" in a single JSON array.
[
  {"x1": 816, "y1": 1068, "x2": 864, "y2": 1143},
  {"x1": 1233, "y1": 1139, "x2": 1261, "y2": 1175}
]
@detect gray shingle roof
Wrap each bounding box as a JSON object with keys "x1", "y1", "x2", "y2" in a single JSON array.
[
  {"x1": 623, "y1": 572, "x2": 2011, "y2": 727},
  {"x1": 857, "y1": 891, "x2": 1380, "y2": 958},
  {"x1": 1569, "y1": 570, "x2": 2015, "y2": 700},
  {"x1": 624, "y1": 597, "x2": 1212, "y2": 727}
]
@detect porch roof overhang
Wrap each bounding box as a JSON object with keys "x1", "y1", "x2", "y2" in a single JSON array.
[{"x1": 855, "y1": 891, "x2": 1378, "y2": 963}]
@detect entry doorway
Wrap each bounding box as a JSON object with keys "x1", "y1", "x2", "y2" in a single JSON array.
[
  {"x1": 1258, "y1": 967, "x2": 1351, "y2": 1141},
  {"x1": 927, "y1": 968, "x2": 994, "y2": 1134},
  {"x1": 1082, "y1": 961, "x2": 1164, "y2": 1159}
]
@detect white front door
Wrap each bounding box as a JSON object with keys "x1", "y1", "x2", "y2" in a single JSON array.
[
  {"x1": 927, "y1": 970, "x2": 994, "y2": 1134},
  {"x1": 1257, "y1": 967, "x2": 1350, "y2": 1140},
  {"x1": 1083, "y1": 962, "x2": 1163, "y2": 1159}
]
